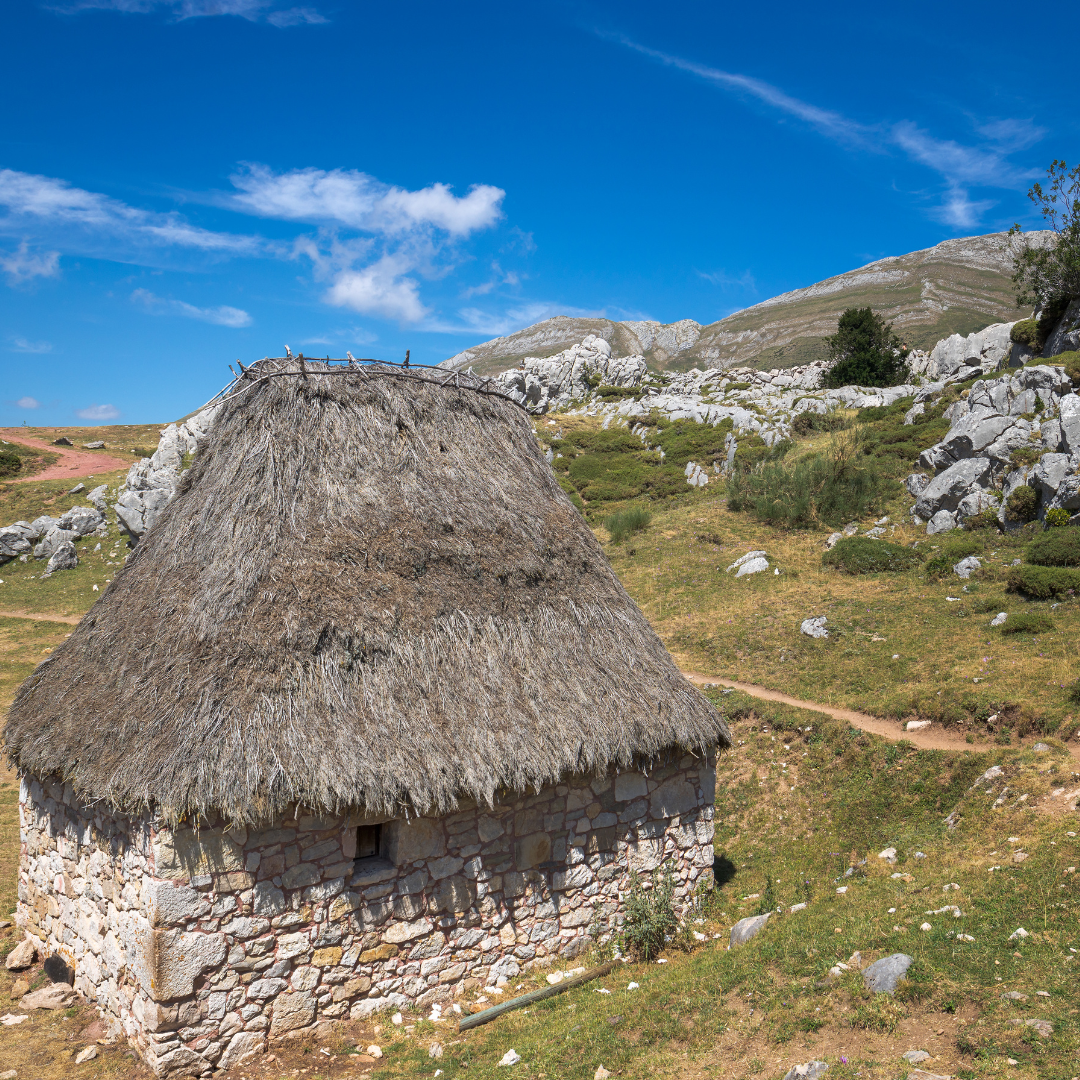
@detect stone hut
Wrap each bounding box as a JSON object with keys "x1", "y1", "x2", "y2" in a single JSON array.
[{"x1": 4, "y1": 359, "x2": 729, "y2": 1076}]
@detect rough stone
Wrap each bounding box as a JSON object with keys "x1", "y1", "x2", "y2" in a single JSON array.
[
  {"x1": 862, "y1": 953, "x2": 913, "y2": 994},
  {"x1": 729, "y1": 913, "x2": 769, "y2": 946},
  {"x1": 800, "y1": 616, "x2": 828, "y2": 639},
  {"x1": 781, "y1": 1062, "x2": 829, "y2": 1080},
  {"x1": 20, "y1": 983, "x2": 76, "y2": 1009},
  {"x1": 5, "y1": 937, "x2": 37, "y2": 970}
]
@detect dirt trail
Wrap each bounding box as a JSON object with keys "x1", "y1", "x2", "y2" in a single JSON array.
[
  {"x1": 0, "y1": 610, "x2": 81, "y2": 625},
  {"x1": 681, "y1": 670, "x2": 1080, "y2": 763},
  {"x1": 0, "y1": 429, "x2": 133, "y2": 483}
]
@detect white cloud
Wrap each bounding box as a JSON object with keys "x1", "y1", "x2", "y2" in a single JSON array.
[
  {"x1": 1, "y1": 241, "x2": 61, "y2": 284},
  {"x1": 230, "y1": 164, "x2": 504, "y2": 236},
  {"x1": 0, "y1": 169, "x2": 262, "y2": 256},
  {"x1": 16, "y1": 397, "x2": 41, "y2": 409},
  {"x1": 77, "y1": 403, "x2": 120, "y2": 420},
  {"x1": 52, "y1": 0, "x2": 328, "y2": 25},
  {"x1": 610, "y1": 35, "x2": 1045, "y2": 228},
  {"x1": 324, "y1": 257, "x2": 428, "y2": 323},
  {"x1": 9, "y1": 336, "x2": 53, "y2": 353},
  {"x1": 132, "y1": 288, "x2": 252, "y2": 326},
  {"x1": 697, "y1": 268, "x2": 757, "y2": 291},
  {"x1": 425, "y1": 301, "x2": 604, "y2": 337}
]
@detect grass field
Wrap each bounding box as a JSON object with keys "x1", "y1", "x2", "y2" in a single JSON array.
[{"x1": 0, "y1": 420, "x2": 1078, "y2": 1080}]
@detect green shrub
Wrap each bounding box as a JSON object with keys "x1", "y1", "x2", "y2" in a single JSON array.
[
  {"x1": 791, "y1": 408, "x2": 848, "y2": 436},
  {"x1": 1009, "y1": 445, "x2": 1044, "y2": 468},
  {"x1": 0, "y1": 450, "x2": 22, "y2": 477},
  {"x1": 1002, "y1": 612, "x2": 1055, "y2": 635},
  {"x1": 1006, "y1": 484, "x2": 1039, "y2": 522},
  {"x1": 1007, "y1": 564, "x2": 1080, "y2": 598},
  {"x1": 725, "y1": 381, "x2": 751, "y2": 391},
  {"x1": 972, "y1": 596, "x2": 1009, "y2": 614},
  {"x1": 1027, "y1": 526, "x2": 1080, "y2": 565},
  {"x1": 621, "y1": 864, "x2": 677, "y2": 961},
  {"x1": 593, "y1": 385, "x2": 639, "y2": 400},
  {"x1": 653, "y1": 416, "x2": 735, "y2": 471},
  {"x1": 822, "y1": 536, "x2": 922, "y2": 574},
  {"x1": 1010, "y1": 317, "x2": 1040, "y2": 350},
  {"x1": 604, "y1": 506, "x2": 652, "y2": 544},
  {"x1": 727, "y1": 431, "x2": 888, "y2": 528},
  {"x1": 964, "y1": 508, "x2": 1001, "y2": 531},
  {"x1": 1045, "y1": 507, "x2": 1073, "y2": 528}
]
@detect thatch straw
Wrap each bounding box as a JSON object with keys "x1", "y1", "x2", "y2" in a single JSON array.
[{"x1": 4, "y1": 360, "x2": 729, "y2": 825}]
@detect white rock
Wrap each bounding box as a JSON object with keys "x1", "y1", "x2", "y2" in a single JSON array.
[
  {"x1": 367, "y1": 1045, "x2": 383, "y2": 1057},
  {"x1": 1008, "y1": 927, "x2": 1029, "y2": 940},
  {"x1": 878, "y1": 847, "x2": 898, "y2": 862},
  {"x1": 954, "y1": 555, "x2": 981, "y2": 578},
  {"x1": 727, "y1": 550, "x2": 767, "y2": 572},
  {"x1": 498, "y1": 1049, "x2": 522, "y2": 1067},
  {"x1": 801, "y1": 616, "x2": 828, "y2": 638},
  {"x1": 906, "y1": 720, "x2": 932, "y2": 732},
  {"x1": 735, "y1": 556, "x2": 769, "y2": 577}
]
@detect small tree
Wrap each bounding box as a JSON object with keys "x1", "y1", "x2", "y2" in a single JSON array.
[
  {"x1": 822, "y1": 307, "x2": 909, "y2": 388},
  {"x1": 1008, "y1": 160, "x2": 1080, "y2": 315}
]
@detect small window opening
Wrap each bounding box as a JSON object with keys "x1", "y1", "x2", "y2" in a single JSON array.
[{"x1": 356, "y1": 823, "x2": 382, "y2": 861}]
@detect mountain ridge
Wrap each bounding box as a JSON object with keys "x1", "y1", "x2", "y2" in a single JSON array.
[{"x1": 443, "y1": 231, "x2": 1046, "y2": 376}]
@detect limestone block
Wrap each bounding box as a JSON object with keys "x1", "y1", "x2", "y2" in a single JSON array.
[
  {"x1": 281, "y1": 862, "x2": 320, "y2": 890},
  {"x1": 247, "y1": 977, "x2": 287, "y2": 1000},
  {"x1": 649, "y1": 778, "x2": 698, "y2": 818},
  {"x1": 350, "y1": 991, "x2": 409, "y2": 1019},
  {"x1": 251, "y1": 882, "x2": 286, "y2": 917},
  {"x1": 134, "y1": 928, "x2": 227, "y2": 1002},
  {"x1": 383, "y1": 818, "x2": 445, "y2": 863},
  {"x1": 477, "y1": 815, "x2": 504, "y2": 842},
  {"x1": 427, "y1": 855, "x2": 464, "y2": 881},
  {"x1": 153, "y1": 829, "x2": 243, "y2": 880},
  {"x1": 147, "y1": 881, "x2": 206, "y2": 928},
  {"x1": 312, "y1": 946, "x2": 342, "y2": 967},
  {"x1": 431, "y1": 876, "x2": 477, "y2": 914},
  {"x1": 218, "y1": 1030, "x2": 265, "y2": 1069},
  {"x1": 514, "y1": 833, "x2": 551, "y2": 870},
  {"x1": 269, "y1": 990, "x2": 315, "y2": 1036},
  {"x1": 358, "y1": 943, "x2": 398, "y2": 962},
  {"x1": 383, "y1": 917, "x2": 433, "y2": 944},
  {"x1": 613, "y1": 773, "x2": 648, "y2": 803}
]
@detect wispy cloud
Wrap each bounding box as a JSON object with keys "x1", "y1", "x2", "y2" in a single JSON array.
[
  {"x1": 697, "y1": 268, "x2": 757, "y2": 291},
  {"x1": 132, "y1": 287, "x2": 252, "y2": 326},
  {"x1": 49, "y1": 0, "x2": 328, "y2": 26},
  {"x1": 1, "y1": 241, "x2": 61, "y2": 284},
  {"x1": 8, "y1": 336, "x2": 53, "y2": 353},
  {"x1": 15, "y1": 396, "x2": 41, "y2": 408},
  {"x1": 425, "y1": 301, "x2": 604, "y2": 337},
  {"x1": 0, "y1": 169, "x2": 263, "y2": 259},
  {"x1": 608, "y1": 35, "x2": 1044, "y2": 229},
  {"x1": 77, "y1": 403, "x2": 120, "y2": 420}
]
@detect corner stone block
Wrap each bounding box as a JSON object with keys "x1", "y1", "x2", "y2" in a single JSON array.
[
  {"x1": 134, "y1": 928, "x2": 227, "y2": 1001},
  {"x1": 649, "y1": 777, "x2": 698, "y2": 818},
  {"x1": 152, "y1": 829, "x2": 244, "y2": 881},
  {"x1": 147, "y1": 880, "x2": 206, "y2": 928}
]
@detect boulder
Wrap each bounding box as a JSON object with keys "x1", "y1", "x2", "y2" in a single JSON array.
[
  {"x1": 52, "y1": 436, "x2": 72, "y2": 446},
  {"x1": 926, "y1": 510, "x2": 957, "y2": 535},
  {"x1": 82, "y1": 440, "x2": 105, "y2": 449},
  {"x1": 67, "y1": 482, "x2": 85, "y2": 494},
  {"x1": 58, "y1": 505, "x2": 104, "y2": 537},
  {"x1": 926, "y1": 322, "x2": 1015, "y2": 379},
  {"x1": 87, "y1": 484, "x2": 109, "y2": 514},
  {"x1": 43, "y1": 541, "x2": 78, "y2": 576},
  {"x1": 4, "y1": 936, "x2": 38, "y2": 970},
  {"x1": 27, "y1": 515, "x2": 59, "y2": 540},
  {"x1": 34, "y1": 526, "x2": 77, "y2": 559},
  {"x1": 800, "y1": 616, "x2": 828, "y2": 639},
  {"x1": 0, "y1": 529, "x2": 32, "y2": 563},
  {"x1": 21, "y1": 983, "x2": 76, "y2": 1009},
  {"x1": 782, "y1": 1064, "x2": 828, "y2": 1080},
  {"x1": 862, "y1": 953, "x2": 913, "y2": 994},
  {"x1": 914, "y1": 457, "x2": 991, "y2": 521},
  {"x1": 727, "y1": 551, "x2": 768, "y2": 576},
  {"x1": 730, "y1": 913, "x2": 770, "y2": 946},
  {"x1": 953, "y1": 556, "x2": 981, "y2": 579},
  {"x1": 905, "y1": 473, "x2": 930, "y2": 498}
]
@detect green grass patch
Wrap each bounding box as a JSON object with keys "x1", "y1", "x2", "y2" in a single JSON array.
[
  {"x1": 604, "y1": 505, "x2": 652, "y2": 544},
  {"x1": 822, "y1": 536, "x2": 923, "y2": 574},
  {"x1": 1001, "y1": 611, "x2": 1055, "y2": 635}
]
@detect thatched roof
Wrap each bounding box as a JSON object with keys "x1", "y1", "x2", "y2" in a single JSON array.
[{"x1": 4, "y1": 360, "x2": 729, "y2": 825}]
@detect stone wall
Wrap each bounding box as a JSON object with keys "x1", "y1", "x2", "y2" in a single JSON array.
[{"x1": 18, "y1": 751, "x2": 715, "y2": 1076}]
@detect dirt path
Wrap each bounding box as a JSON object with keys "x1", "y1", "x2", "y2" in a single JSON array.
[
  {"x1": 0, "y1": 429, "x2": 133, "y2": 483},
  {"x1": 681, "y1": 669, "x2": 1080, "y2": 763},
  {"x1": 0, "y1": 610, "x2": 81, "y2": 625}
]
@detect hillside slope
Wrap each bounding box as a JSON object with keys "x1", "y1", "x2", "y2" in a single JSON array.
[{"x1": 444, "y1": 232, "x2": 1043, "y2": 375}]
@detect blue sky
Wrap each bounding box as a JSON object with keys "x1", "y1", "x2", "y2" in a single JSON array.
[{"x1": 2, "y1": 0, "x2": 1077, "y2": 425}]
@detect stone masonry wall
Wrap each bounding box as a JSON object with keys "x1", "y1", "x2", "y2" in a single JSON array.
[{"x1": 18, "y1": 751, "x2": 715, "y2": 1076}]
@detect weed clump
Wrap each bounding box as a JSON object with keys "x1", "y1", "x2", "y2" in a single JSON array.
[
  {"x1": 0, "y1": 450, "x2": 21, "y2": 477},
  {"x1": 923, "y1": 536, "x2": 982, "y2": 578},
  {"x1": 727, "y1": 431, "x2": 889, "y2": 528},
  {"x1": 1001, "y1": 611, "x2": 1055, "y2": 634},
  {"x1": 621, "y1": 864, "x2": 677, "y2": 961},
  {"x1": 1006, "y1": 484, "x2": 1039, "y2": 522},
  {"x1": 1026, "y1": 525, "x2": 1080, "y2": 565},
  {"x1": 604, "y1": 506, "x2": 652, "y2": 544},
  {"x1": 1007, "y1": 563, "x2": 1080, "y2": 598},
  {"x1": 822, "y1": 536, "x2": 922, "y2": 574}
]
